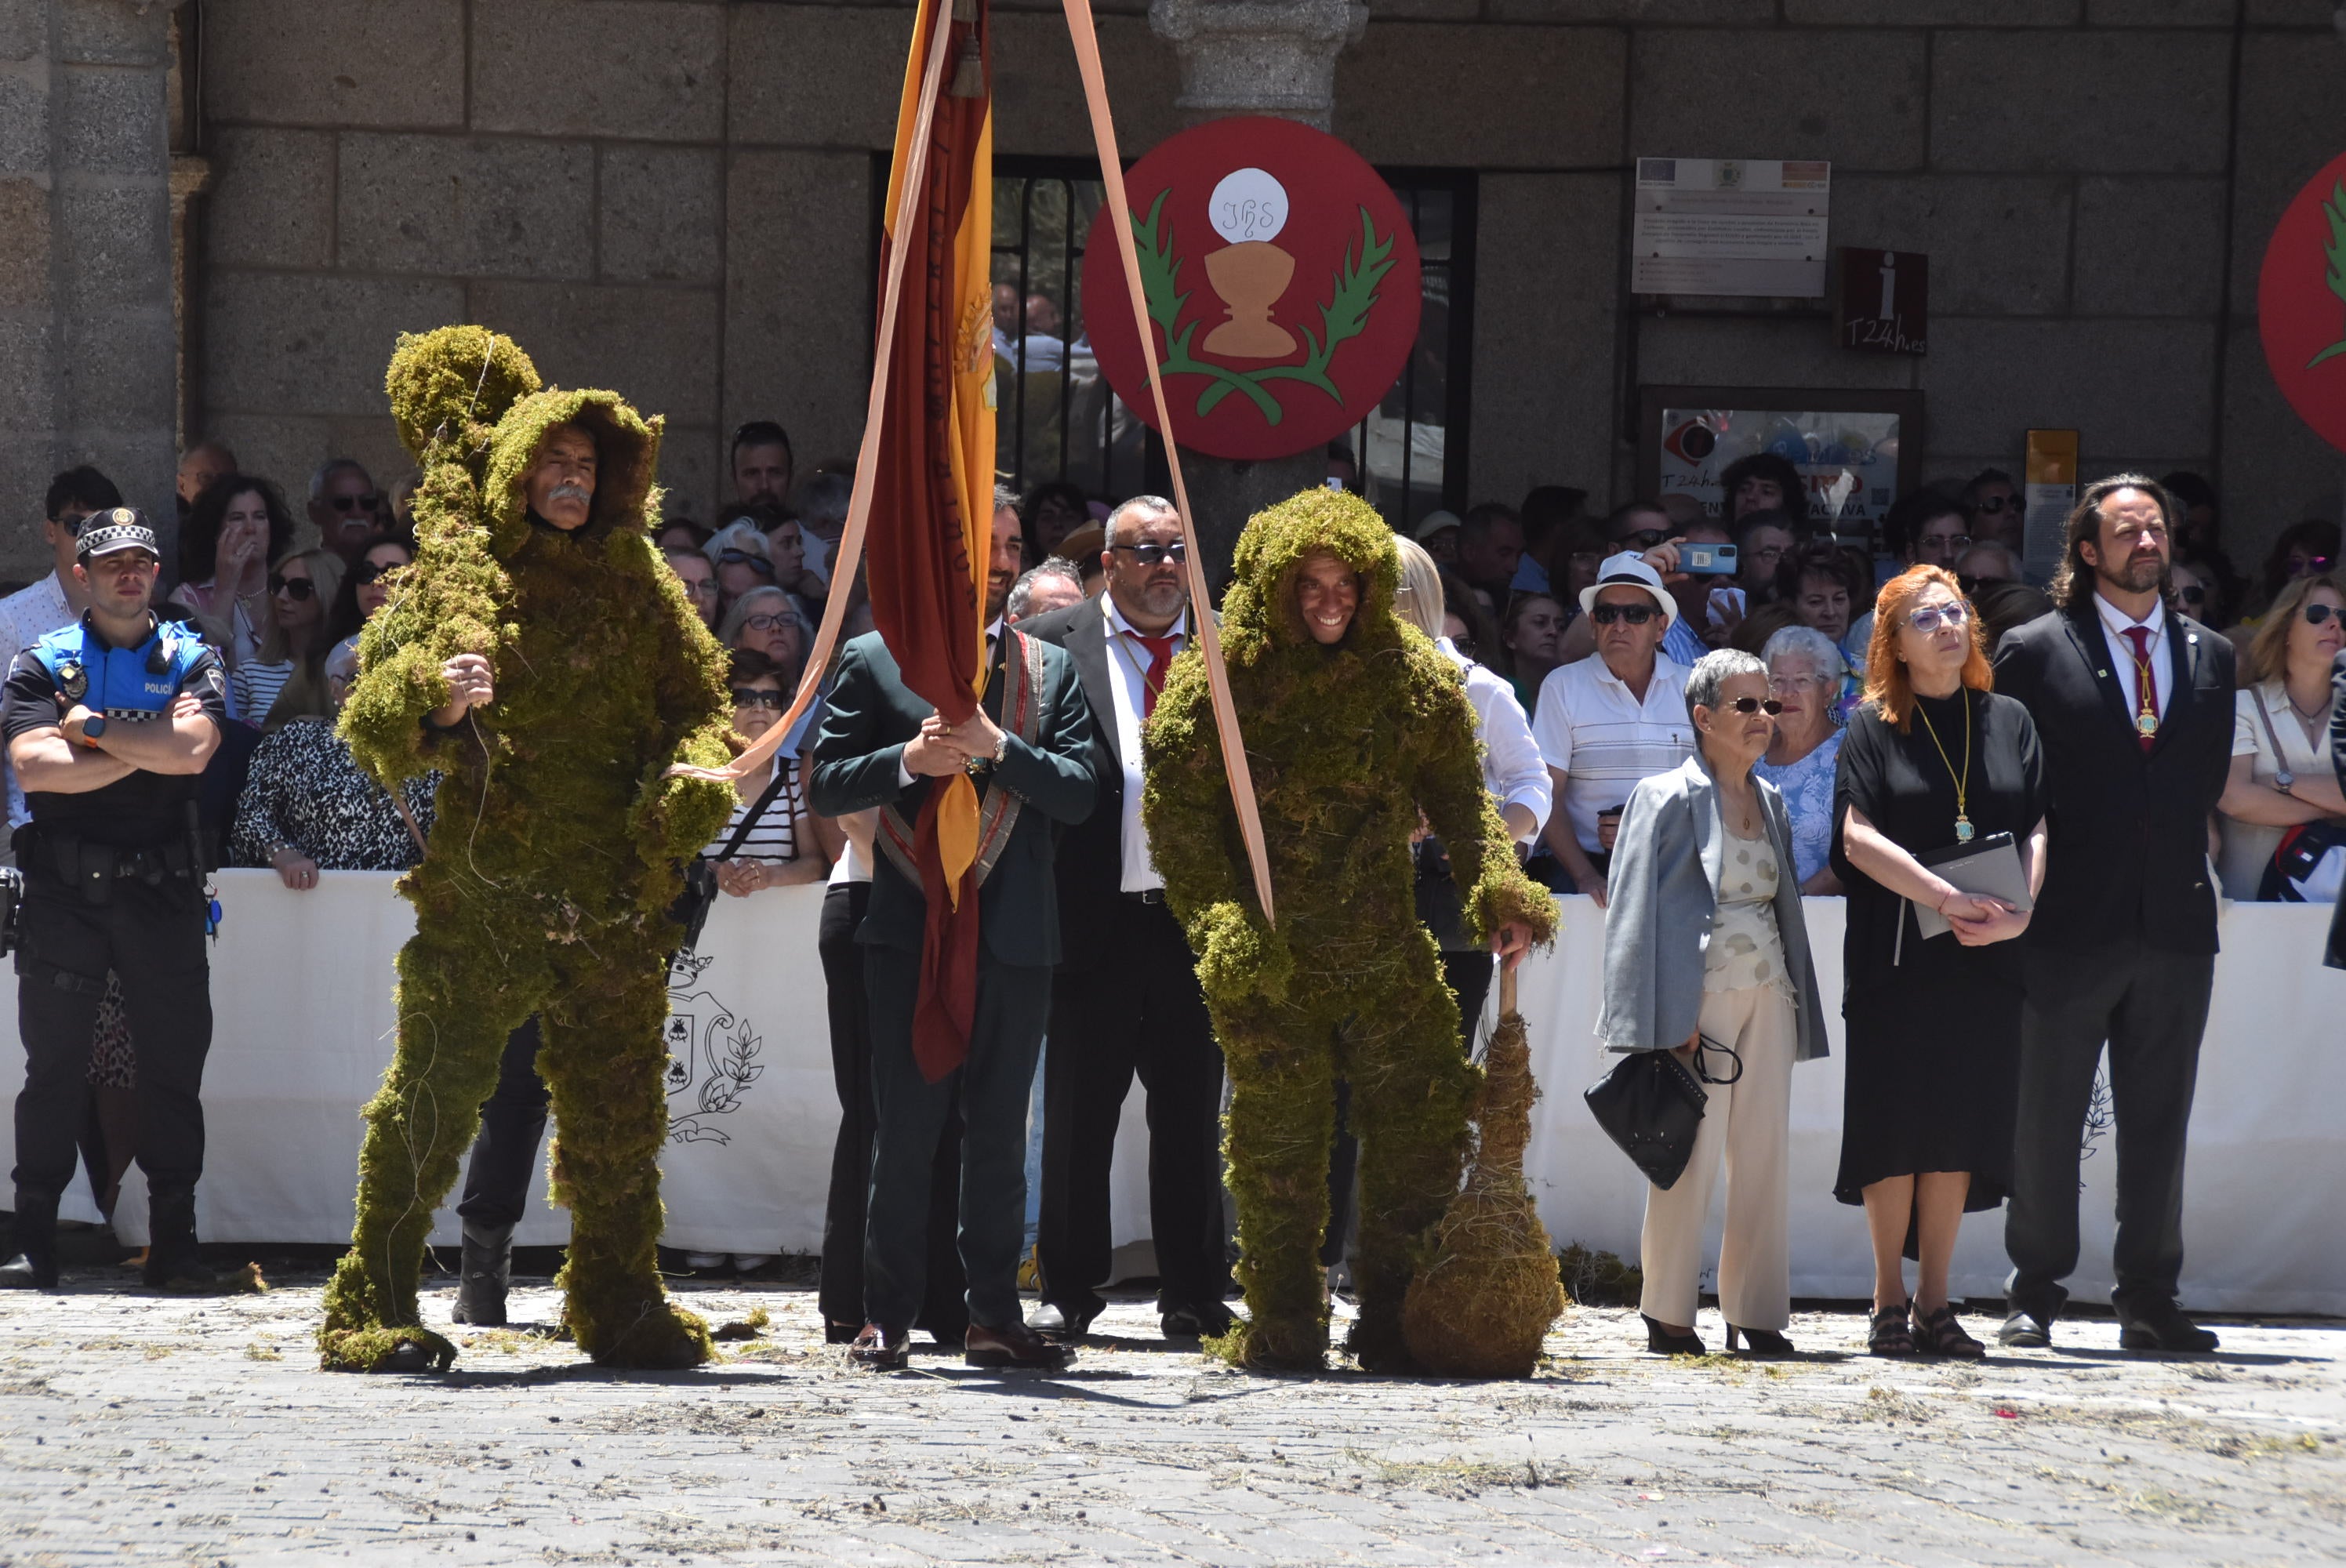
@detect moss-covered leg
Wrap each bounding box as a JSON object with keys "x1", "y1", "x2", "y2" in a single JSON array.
[
  {"x1": 1214, "y1": 990, "x2": 1339, "y2": 1372},
  {"x1": 1341, "y1": 933, "x2": 1479, "y2": 1374},
  {"x1": 319, "y1": 908, "x2": 538, "y2": 1372},
  {"x1": 538, "y1": 941, "x2": 710, "y2": 1371}
]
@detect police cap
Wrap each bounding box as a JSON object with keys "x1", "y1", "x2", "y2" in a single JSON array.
[{"x1": 74, "y1": 507, "x2": 160, "y2": 564}]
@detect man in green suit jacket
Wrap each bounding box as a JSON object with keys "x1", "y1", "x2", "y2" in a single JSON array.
[{"x1": 810, "y1": 586, "x2": 1095, "y2": 1371}]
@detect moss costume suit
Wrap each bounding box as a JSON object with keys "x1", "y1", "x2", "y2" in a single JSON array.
[
  {"x1": 1142, "y1": 490, "x2": 1556, "y2": 1371},
  {"x1": 317, "y1": 328, "x2": 736, "y2": 1371}
]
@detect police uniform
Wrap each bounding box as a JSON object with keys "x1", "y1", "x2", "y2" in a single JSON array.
[{"x1": 0, "y1": 513, "x2": 227, "y2": 1290}]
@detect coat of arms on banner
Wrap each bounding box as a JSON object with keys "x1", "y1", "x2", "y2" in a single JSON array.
[{"x1": 663, "y1": 950, "x2": 762, "y2": 1145}]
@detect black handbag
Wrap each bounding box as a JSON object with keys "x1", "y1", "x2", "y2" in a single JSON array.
[
  {"x1": 1582, "y1": 1044, "x2": 1712, "y2": 1190},
  {"x1": 669, "y1": 764, "x2": 795, "y2": 953}
]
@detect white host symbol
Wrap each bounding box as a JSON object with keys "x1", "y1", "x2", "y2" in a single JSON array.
[{"x1": 1209, "y1": 168, "x2": 1288, "y2": 245}]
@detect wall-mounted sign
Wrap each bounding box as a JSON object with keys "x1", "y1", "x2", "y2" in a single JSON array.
[
  {"x1": 2257, "y1": 150, "x2": 2346, "y2": 455},
  {"x1": 1631, "y1": 158, "x2": 1831, "y2": 299},
  {"x1": 1638, "y1": 386, "x2": 1920, "y2": 539},
  {"x1": 1082, "y1": 115, "x2": 1422, "y2": 462},
  {"x1": 1836, "y1": 248, "x2": 1927, "y2": 355},
  {"x1": 2022, "y1": 429, "x2": 2079, "y2": 583}
]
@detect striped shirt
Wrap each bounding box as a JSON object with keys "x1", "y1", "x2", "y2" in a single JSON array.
[
  {"x1": 1531, "y1": 652, "x2": 1694, "y2": 853},
  {"x1": 702, "y1": 758, "x2": 804, "y2": 864}
]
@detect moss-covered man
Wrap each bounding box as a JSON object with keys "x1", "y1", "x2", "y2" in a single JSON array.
[
  {"x1": 1142, "y1": 488, "x2": 1557, "y2": 1372},
  {"x1": 317, "y1": 327, "x2": 736, "y2": 1372}
]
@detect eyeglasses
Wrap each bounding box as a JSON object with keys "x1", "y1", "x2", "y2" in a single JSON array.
[
  {"x1": 268, "y1": 574, "x2": 316, "y2": 601},
  {"x1": 1972, "y1": 495, "x2": 2017, "y2": 514},
  {"x1": 350, "y1": 559, "x2": 404, "y2": 585},
  {"x1": 1906, "y1": 601, "x2": 1969, "y2": 634},
  {"x1": 327, "y1": 493, "x2": 382, "y2": 515},
  {"x1": 1767, "y1": 673, "x2": 1828, "y2": 692},
  {"x1": 718, "y1": 550, "x2": 775, "y2": 576},
  {"x1": 730, "y1": 688, "x2": 786, "y2": 710},
  {"x1": 2305, "y1": 603, "x2": 2341, "y2": 626},
  {"x1": 1617, "y1": 528, "x2": 1667, "y2": 552},
  {"x1": 743, "y1": 613, "x2": 797, "y2": 633},
  {"x1": 1589, "y1": 603, "x2": 1659, "y2": 626},
  {"x1": 1921, "y1": 533, "x2": 1973, "y2": 554},
  {"x1": 1717, "y1": 696, "x2": 1785, "y2": 717},
  {"x1": 1111, "y1": 541, "x2": 1187, "y2": 566}
]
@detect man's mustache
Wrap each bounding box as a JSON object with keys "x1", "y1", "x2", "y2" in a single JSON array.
[{"x1": 549, "y1": 482, "x2": 592, "y2": 503}]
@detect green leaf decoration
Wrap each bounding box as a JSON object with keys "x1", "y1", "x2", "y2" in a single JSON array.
[{"x1": 2308, "y1": 180, "x2": 2346, "y2": 370}]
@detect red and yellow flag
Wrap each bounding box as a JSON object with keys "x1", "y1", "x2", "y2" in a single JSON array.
[{"x1": 865, "y1": 0, "x2": 996, "y2": 1080}]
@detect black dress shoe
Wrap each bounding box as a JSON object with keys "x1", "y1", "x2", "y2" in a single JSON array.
[
  {"x1": 965, "y1": 1320, "x2": 1073, "y2": 1370},
  {"x1": 0, "y1": 1251, "x2": 57, "y2": 1291},
  {"x1": 1027, "y1": 1301, "x2": 1097, "y2": 1345},
  {"x1": 1160, "y1": 1302, "x2": 1237, "y2": 1340},
  {"x1": 849, "y1": 1323, "x2": 910, "y2": 1371},
  {"x1": 2117, "y1": 1299, "x2": 2219, "y2": 1353},
  {"x1": 1642, "y1": 1314, "x2": 1705, "y2": 1356},
  {"x1": 1998, "y1": 1308, "x2": 2052, "y2": 1349},
  {"x1": 1723, "y1": 1324, "x2": 1794, "y2": 1358}
]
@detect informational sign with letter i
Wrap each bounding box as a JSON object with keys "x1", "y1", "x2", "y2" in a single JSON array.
[
  {"x1": 1836, "y1": 249, "x2": 1927, "y2": 355},
  {"x1": 2022, "y1": 430, "x2": 2079, "y2": 584}
]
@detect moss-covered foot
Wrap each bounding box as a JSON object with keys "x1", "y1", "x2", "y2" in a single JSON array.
[
  {"x1": 1211, "y1": 1311, "x2": 1327, "y2": 1373},
  {"x1": 577, "y1": 1299, "x2": 713, "y2": 1370},
  {"x1": 317, "y1": 1324, "x2": 456, "y2": 1373}
]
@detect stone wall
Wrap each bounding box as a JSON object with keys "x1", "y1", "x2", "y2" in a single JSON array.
[
  {"x1": 182, "y1": 0, "x2": 2345, "y2": 571},
  {"x1": 1, "y1": 0, "x2": 181, "y2": 579}
]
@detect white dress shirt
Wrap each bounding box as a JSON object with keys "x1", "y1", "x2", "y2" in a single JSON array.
[
  {"x1": 1531, "y1": 652, "x2": 1694, "y2": 853},
  {"x1": 0, "y1": 572, "x2": 74, "y2": 828},
  {"x1": 1104, "y1": 597, "x2": 1185, "y2": 891},
  {"x1": 2094, "y1": 591, "x2": 2172, "y2": 724},
  {"x1": 1436, "y1": 635, "x2": 1549, "y2": 841}
]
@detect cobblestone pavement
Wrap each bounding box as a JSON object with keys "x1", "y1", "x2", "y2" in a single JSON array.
[{"x1": 0, "y1": 1264, "x2": 2338, "y2": 1566}]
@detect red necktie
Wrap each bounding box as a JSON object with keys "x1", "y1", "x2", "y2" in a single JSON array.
[
  {"x1": 2123, "y1": 625, "x2": 2157, "y2": 753},
  {"x1": 1133, "y1": 633, "x2": 1177, "y2": 720}
]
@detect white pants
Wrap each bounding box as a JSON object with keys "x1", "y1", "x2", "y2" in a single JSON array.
[{"x1": 1637, "y1": 982, "x2": 1797, "y2": 1331}]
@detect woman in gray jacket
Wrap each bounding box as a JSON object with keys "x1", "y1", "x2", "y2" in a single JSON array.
[{"x1": 1600, "y1": 649, "x2": 1829, "y2": 1356}]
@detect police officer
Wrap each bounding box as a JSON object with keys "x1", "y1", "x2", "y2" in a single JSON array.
[{"x1": 0, "y1": 510, "x2": 227, "y2": 1291}]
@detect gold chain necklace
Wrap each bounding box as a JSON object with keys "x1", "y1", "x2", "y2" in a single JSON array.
[{"x1": 1913, "y1": 688, "x2": 1974, "y2": 844}]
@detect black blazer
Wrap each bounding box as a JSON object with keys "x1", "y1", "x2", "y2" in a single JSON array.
[
  {"x1": 808, "y1": 630, "x2": 1095, "y2": 967},
  {"x1": 1992, "y1": 601, "x2": 2235, "y2": 955},
  {"x1": 2326, "y1": 648, "x2": 2346, "y2": 969},
  {"x1": 1018, "y1": 594, "x2": 1136, "y2": 971}
]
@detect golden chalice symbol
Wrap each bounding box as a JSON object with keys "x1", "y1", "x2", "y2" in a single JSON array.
[{"x1": 1201, "y1": 167, "x2": 1298, "y2": 361}]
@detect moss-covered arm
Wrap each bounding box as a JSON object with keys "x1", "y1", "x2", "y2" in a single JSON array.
[
  {"x1": 341, "y1": 466, "x2": 509, "y2": 787},
  {"x1": 627, "y1": 550, "x2": 737, "y2": 869},
  {"x1": 1408, "y1": 645, "x2": 1559, "y2": 952}
]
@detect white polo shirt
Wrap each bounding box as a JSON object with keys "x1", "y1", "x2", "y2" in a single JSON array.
[{"x1": 1531, "y1": 652, "x2": 1694, "y2": 854}]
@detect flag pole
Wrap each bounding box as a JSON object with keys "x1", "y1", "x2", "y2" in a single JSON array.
[
  {"x1": 1060, "y1": 0, "x2": 1278, "y2": 926},
  {"x1": 692, "y1": 0, "x2": 957, "y2": 786}
]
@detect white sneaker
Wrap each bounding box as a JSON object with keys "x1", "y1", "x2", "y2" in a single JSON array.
[
  {"x1": 682, "y1": 1251, "x2": 727, "y2": 1270},
  {"x1": 730, "y1": 1254, "x2": 773, "y2": 1271}
]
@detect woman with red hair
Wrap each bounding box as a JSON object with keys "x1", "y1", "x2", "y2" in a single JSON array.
[{"x1": 1829, "y1": 566, "x2": 2050, "y2": 1359}]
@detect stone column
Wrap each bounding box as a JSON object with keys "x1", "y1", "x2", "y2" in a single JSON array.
[
  {"x1": 0, "y1": 0, "x2": 183, "y2": 579},
  {"x1": 1146, "y1": 0, "x2": 1366, "y2": 583}
]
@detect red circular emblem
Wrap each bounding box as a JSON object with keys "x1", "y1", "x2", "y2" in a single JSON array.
[
  {"x1": 2258, "y1": 149, "x2": 2346, "y2": 455},
  {"x1": 1083, "y1": 116, "x2": 1422, "y2": 463}
]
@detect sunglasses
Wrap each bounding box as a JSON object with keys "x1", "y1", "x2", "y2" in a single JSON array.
[
  {"x1": 1716, "y1": 696, "x2": 1785, "y2": 717},
  {"x1": 1617, "y1": 528, "x2": 1667, "y2": 551},
  {"x1": 2176, "y1": 584, "x2": 2207, "y2": 605},
  {"x1": 2293, "y1": 556, "x2": 2334, "y2": 575},
  {"x1": 268, "y1": 573, "x2": 316, "y2": 601},
  {"x1": 718, "y1": 550, "x2": 775, "y2": 576},
  {"x1": 1907, "y1": 602, "x2": 1970, "y2": 634},
  {"x1": 730, "y1": 688, "x2": 786, "y2": 710},
  {"x1": 1111, "y1": 540, "x2": 1187, "y2": 566},
  {"x1": 2305, "y1": 603, "x2": 2341, "y2": 626},
  {"x1": 1589, "y1": 603, "x2": 1659, "y2": 626},
  {"x1": 327, "y1": 493, "x2": 382, "y2": 514},
  {"x1": 1973, "y1": 495, "x2": 2017, "y2": 514},
  {"x1": 743, "y1": 612, "x2": 797, "y2": 633},
  {"x1": 350, "y1": 558, "x2": 404, "y2": 585}
]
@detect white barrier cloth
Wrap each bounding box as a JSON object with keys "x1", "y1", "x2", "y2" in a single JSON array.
[{"x1": 1, "y1": 876, "x2": 2337, "y2": 1314}]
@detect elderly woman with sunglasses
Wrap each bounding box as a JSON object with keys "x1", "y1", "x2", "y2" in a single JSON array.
[
  {"x1": 1831, "y1": 565, "x2": 2048, "y2": 1358},
  {"x1": 702, "y1": 648, "x2": 840, "y2": 897},
  {"x1": 2215, "y1": 572, "x2": 2346, "y2": 900},
  {"x1": 1601, "y1": 649, "x2": 1829, "y2": 1357}
]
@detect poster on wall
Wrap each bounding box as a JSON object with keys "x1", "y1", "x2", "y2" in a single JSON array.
[
  {"x1": 1631, "y1": 158, "x2": 1832, "y2": 298},
  {"x1": 2021, "y1": 429, "x2": 2079, "y2": 583},
  {"x1": 1636, "y1": 386, "x2": 1922, "y2": 539}
]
